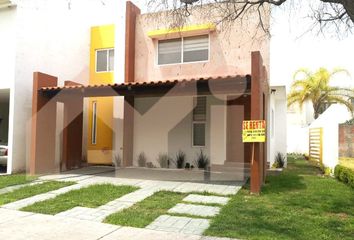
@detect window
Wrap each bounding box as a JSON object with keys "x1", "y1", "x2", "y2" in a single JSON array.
[
  {"x1": 158, "y1": 35, "x2": 209, "y2": 65},
  {"x1": 96, "y1": 49, "x2": 114, "y2": 72},
  {"x1": 192, "y1": 96, "x2": 207, "y2": 147},
  {"x1": 91, "y1": 101, "x2": 98, "y2": 145}
]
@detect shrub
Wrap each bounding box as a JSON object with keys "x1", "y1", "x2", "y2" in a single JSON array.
[
  {"x1": 137, "y1": 152, "x2": 147, "y2": 167},
  {"x1": 146, "y1": 162, "x2": 156, "y2": 168},
  {"x1": 175, "y1": 150, "x2": 186, "y2": 169},
  {"x1": 113, "y1": 154, "x2": 122, "y2": 168},
  {"x1": 195, "y1": 149, "x2": 209, "y2": 169},
  {"x1": 334, "y1": 165, "x2": 354, "y2": 188},
  {"x1": 185, "y1": 162, "x2": 191, "y2": 169},
  {"x1": 157, "y1": 153, "x2": 171, "y2": 168},
  {"x1": 272, "y1": 152, "x2": 285, "y2": 168}
]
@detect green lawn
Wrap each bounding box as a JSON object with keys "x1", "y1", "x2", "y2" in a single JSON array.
[
  {"x1": 339, "y1": 157, "x2": 354, "y2": 171},
  {"x1": 0, "y1": 174, "x2": 37, "y2": 189},
  {"x1": 22, "y1": 184, "x2": 139, "y2": 215},
  {"x1": 205, "y1": 155, "x2": 354, "y2": 240},
  {"x1": 104, "y1": 191, "x2": 187, "y2": 227},
  {"x1": 0, "y1": 181, "x2": 74, "y2": 206}
]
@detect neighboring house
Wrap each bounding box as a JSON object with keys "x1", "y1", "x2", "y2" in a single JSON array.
[{"x1": 0, "y1": 0, "x2": 286, "y2": 192}]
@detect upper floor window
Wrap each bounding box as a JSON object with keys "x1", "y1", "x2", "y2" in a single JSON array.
[
  {"x1": 96, "y1": 48, "x2": 114, "y2": 72},
  {"x1": 158, "y1": 35, "x2": 209, "y2": 65}
]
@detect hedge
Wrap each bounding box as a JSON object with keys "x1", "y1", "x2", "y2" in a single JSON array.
[{"x1": 334, "y1": 165, "x2": 354, "y2": 188}]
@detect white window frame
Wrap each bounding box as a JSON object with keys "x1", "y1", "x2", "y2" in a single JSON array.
[
  {"x1": 95, "y1": 48, "x2": 114, "y2": 73},
  {"x1": 91, "y1": 101, "x2": 98, "y2": 145},
  {"x1": 192, "y1": 96, "x2": 207, "y2": 147},
  {"x1": 156, "y1": 34, "x2": 210, "y2": 66}
]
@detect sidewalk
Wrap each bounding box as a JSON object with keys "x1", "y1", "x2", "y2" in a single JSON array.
[{"x1": 0, "y1": 208, "x2": 235, "y2": 240}]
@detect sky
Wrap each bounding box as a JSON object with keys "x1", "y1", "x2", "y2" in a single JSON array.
[{"x1": 270, "y1": 1, "x2": 354, "y2": 89}]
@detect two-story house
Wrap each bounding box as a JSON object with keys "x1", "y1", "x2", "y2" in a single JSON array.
[{"x1": 1, "y1": 0, "x2": 286, "y2": 193}]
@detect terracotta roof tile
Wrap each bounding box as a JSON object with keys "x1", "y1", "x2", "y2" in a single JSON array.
[{"x1": 40, "y1": 75, "x2": 248, "y2": 91}]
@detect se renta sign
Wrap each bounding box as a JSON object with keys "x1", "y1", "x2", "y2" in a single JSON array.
[{"x1": 242, "y1": 120, "x2": 266, "y2": 143}]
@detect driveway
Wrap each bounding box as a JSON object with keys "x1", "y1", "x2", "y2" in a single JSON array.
[
  {"x1": 0, "y1": 208, "x2": 233, "y2": 240},
  {"x1": 0, "y1": 170, "x2": 242, "y2": 239}
]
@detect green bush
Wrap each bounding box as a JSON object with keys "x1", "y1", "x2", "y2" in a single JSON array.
[{"x1": 334, "y1": 165, "x2": 354, "y2": 188}]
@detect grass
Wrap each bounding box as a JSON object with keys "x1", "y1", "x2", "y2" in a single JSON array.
[
  {"x1": 0, "y1": 181, "x2": 74, "y2": 206},
  {"x1": 205, "y1": 155, "x2": 354, "y2": 240},
  {"x1": 339, "y1": 157, "x2": 354, "y2": 171},
  {"x1": 104, "y1": 191, "x2": 187, "y2": 227},
  {"x1": 22, "y1": 184, "x2": 138, "y2": 215},
  {"x1": 0, "y1": 174, "x2": 37, "y2": 189}
]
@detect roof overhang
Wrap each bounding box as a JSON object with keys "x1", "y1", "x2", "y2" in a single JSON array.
[
  {"x1": 40, "y1": 75, "x2": 251, "y2": 99},
  {"x1": 148, "y1": 23, "x2": 216, "y2": 40}
]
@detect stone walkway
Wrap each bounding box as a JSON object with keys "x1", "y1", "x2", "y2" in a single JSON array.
[
  {"x1": 146, "y1": 215, "x2": 210, "y2": 235},
  {"x1": 0, "y1": 208, "x2": 237, "y2": 240},
  {"x1": 146, "y1": 194, "x2": 230, "y2": 234},
  {"x1": 1, "y1": 182, "x2": 92, "y2": 210},
  {"x1": 0, "y1": 172, "x2": 240, "y2": 238},
  {"x1": 168, "y1": 203, "x2": 220, "y2": 217},
  {"x1": 0, "y1": 180, "x2": 43, "y2": 195},
  {"x1": 56, "y1": 188, "x2": 156, "y2": 222}
]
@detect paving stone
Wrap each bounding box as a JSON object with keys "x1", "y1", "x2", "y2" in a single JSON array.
[
  {"x1": 1, "y1": 193, "x2": 57, "y2": 210},
  {"x1": 168, "y1": 204, "x2": 220, "y2": 217},
  {"x1": 146, "y1": 215, "x2": 210, "y2": 235},
  {"x1": 0, "y1": 181, "x2": 43, "y2": 195},
  {"x1": 183, "y1": 194, "x2": 230, "y2": 205}
]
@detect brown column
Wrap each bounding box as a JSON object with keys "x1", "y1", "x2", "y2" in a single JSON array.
[
  {"x1": 62, "y1": 81, "x2": 83, "y2": 171},
  {"x1": 30, "y1": 72, "x2": 58, "y2": 175},
  {"x1": 250, "y1": 51, "x2": 265, "y2": 194},
  {"x1": 125, "y1": 1, "x2": 140, "y2": 83},
  {"x1": 123, "y1": 96, "x2": 134, "y2": 167},
  {"x1": 122, "y1": 1, "x2": 140, "y2": 166}
]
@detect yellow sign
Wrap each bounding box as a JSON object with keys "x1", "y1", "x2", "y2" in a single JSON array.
[{"x1": 242, "y1": 120, "x2": 266, "y2": 143}]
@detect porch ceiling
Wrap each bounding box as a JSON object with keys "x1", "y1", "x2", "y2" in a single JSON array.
[{"x1": 40, "y1": 75, "x2": 251, "y2": 99}]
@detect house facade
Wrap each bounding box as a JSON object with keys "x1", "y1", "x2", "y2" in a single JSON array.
[{"x1": 0, "y1": 0, "x2": 286, "y2": 193}]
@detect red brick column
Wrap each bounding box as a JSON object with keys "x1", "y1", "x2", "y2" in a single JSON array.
[
  {"x1": 62, "y1": 81, "x2": 83, "y2": 171},
  {"x1": 250, "y1": 51, "x2": 266, "y2": 194},
  {"x1": 30, "y1": 72, "x2": 58, "y2": 175}
]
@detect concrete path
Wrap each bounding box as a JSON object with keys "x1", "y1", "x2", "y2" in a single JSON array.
[
  {"x1": 1, "y1": 182, "x2": 92, "y2": 210},
  {"x1": 0, "y1": 208, "x2": 236, "y2": 240},
  {"x1": 0, "y1": 180, "x2": 43, "y2": 195}
]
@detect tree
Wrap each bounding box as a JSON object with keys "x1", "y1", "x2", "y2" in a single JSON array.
[
  {"x1": 287, "y1": 68, "x2": 354, "y2": 119},
  {"x1": 147, "y1": 0, "x2": 354, "y2": 36}
]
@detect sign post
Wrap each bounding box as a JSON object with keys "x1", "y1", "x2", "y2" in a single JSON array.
[{"x1": 242, "y1": 120, "x2": 266, "y2": 192}]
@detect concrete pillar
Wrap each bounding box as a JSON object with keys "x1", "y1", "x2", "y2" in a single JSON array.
[
  {"x1": 250, "y1": 51, "x2": 266, "y2": 194},
  {"x1": 62, "y1": 81, "x2": 83, "y2": 171},
  {"x1": 30, "y1": 72, "x2": 58, "y2": 175},
  {"x1": 123, "y1": 96, "x2": 134, "y2": 167}
]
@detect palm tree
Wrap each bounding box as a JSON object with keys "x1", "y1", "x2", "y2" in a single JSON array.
[{"x1": 287, "y1": 68, "x2": 354, "y2": 119}]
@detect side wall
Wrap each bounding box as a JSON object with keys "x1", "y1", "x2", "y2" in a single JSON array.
[
  {"x1": 339, "y1": 125, "x2": 354, "y2": 158},
  {"x1": 11, "y1": 0, "x2": 120, "y2": 173}
]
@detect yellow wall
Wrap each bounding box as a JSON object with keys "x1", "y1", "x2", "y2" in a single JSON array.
[{"x1": 88, "y1": 24, "x2": 115, "y2": 165}]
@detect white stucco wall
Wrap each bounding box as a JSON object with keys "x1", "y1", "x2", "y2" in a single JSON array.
[
  {"x1": 8, "y1": 0, "x2": 120, "y2": 172},
  {"x1": 268, "y1": 86, "x2": 287, "y2": 167},
  {"x1": 133, "y1": 95, "x2": 238, "y2": 167},
  {"x1": 310, "y1": 104, "x2": 352, "y2": 169}
]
